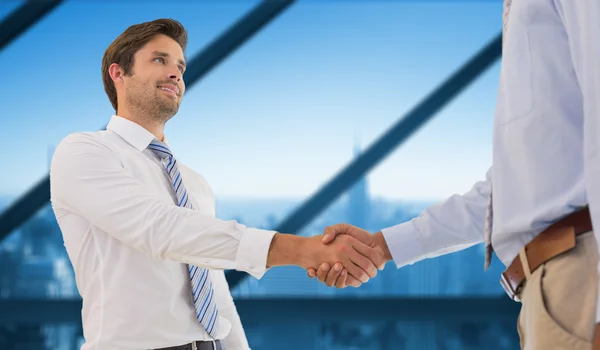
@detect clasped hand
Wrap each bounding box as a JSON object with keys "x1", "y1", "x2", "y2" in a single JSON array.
[{"x1": 303, "y1": 223, "x2": 391, "y2": 288}]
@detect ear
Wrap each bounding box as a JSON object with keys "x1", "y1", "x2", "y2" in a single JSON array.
[{"x1": 108, "y1": 63, "x2": 125, "y2": 86}]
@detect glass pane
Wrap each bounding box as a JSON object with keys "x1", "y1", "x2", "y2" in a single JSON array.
[
  {"x1": 0, "y1": 1, "x2": 515, "y2": 349},
  {"x1": 0, "y1": 0, "x2": 23, "y2": 21},
  {"x1": 0, "y1": 0, "x2": 259, "y2": 197},
  {"x1": 0, "y1": 203, "x2": 74, "y2": 299},
  {"x1": 0, "y1": 0, "x2": 506, "y2": 306}
]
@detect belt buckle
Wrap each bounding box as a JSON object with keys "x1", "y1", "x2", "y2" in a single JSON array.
[
  {"x1": 500, "y1": 272, "x2": 521, "y2": 302},
  {"x1": 191, "y1": 341, "x2": 197, "y2": 350}
]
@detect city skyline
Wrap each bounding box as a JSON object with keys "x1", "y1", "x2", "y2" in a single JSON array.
[{"x1": 0, "y1": 161, "x2": 498, "y2": 300}]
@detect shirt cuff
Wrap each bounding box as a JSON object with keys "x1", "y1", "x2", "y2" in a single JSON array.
[
  {"x1": 234, "y1": 223, "x2": 277, "y2": 279},
  {"x1": 381, "y1": 220, "x2": 424, "y2": 268}
]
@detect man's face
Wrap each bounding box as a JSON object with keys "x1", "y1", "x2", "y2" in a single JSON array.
[{"x1": 121, "y1": 34, "x2": 186, "y2": 123}]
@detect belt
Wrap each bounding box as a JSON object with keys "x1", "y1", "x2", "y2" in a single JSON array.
[
  {"x1": 500, "y1": 207, "x2": 592, "y2": 301},
  {"x1": 155, "y1": 340, "x2": 223, "y2": 350}
]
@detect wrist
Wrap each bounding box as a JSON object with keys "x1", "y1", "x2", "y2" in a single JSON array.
[
  {"x1": 266, "y1": 233, "x2": 308, "y2": 268},
  {"x1": 374, "y1": 231, "x2": 393, "y2": 262}
]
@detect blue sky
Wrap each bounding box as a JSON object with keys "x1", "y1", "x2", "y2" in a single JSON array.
[{"x1": 0, "y1": 0, "x2": 501, "y2": 201}]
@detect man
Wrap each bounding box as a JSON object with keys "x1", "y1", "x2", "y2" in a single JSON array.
[
  {"x1": 309, "y1": 1, "x2": 600, "y2": 349},
  {"x1": 49, "y1": 19, "x2": 386, "y2": 350}
]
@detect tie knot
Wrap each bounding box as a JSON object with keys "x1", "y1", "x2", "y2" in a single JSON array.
[{"x1": 147, "y1": 139, "x2": 173, "y2": 161}]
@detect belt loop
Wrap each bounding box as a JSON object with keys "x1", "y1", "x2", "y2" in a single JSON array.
[{"x1": 518, "y1": 247, "x2": 532, "y2": 279}]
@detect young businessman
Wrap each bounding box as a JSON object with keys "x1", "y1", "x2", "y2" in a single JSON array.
[
  {"x1": 310, "y1": 1, "x2": 600, "y2": 349},
  {"x1": 49, "y1": 19, "x2": 386, "y2": 350}
]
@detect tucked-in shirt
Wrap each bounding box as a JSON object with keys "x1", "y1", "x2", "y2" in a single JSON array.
[
  {"x1": 380, "y1": 0, "x2": 600, "y2": 321},
  {"x1": 50, "y1": 115, "x2": 276, "y2": 349}
]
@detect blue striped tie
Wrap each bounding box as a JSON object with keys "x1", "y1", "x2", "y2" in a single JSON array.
[{"x1": 148, "y1": 139, "x2": 220, "y2": 338}]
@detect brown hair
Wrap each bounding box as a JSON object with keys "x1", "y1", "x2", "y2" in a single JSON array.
[{"x1": 101, "y1": 18, "x2": 188, "y2": 111}]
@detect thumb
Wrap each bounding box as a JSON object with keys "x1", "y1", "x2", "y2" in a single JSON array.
[
  {"x1": 322, "y1": 223, "x2": 350, "y2": 244},
  {"x1": 340, "y1": 224, "x2": 373, "y2": 246}
]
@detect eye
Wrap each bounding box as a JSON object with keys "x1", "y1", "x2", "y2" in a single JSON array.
[
  {"x1": 153, "y1": 57, "x2": 165, "y2": 64},
  {"x1": 178, "y1": 66, "x2": 185, "y2": 73}
]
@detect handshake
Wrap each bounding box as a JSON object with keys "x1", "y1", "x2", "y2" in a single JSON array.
[{"x1": 267, "y1": 224, "x2": 393, "y2": 289}]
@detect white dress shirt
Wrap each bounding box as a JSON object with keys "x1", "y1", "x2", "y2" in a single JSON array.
[
  {"x1": 50, "y1": 115, "x2": 276, "y2": 349},
  {"x1": 381, "y1": 0, "x2": 600, "y2": 321}
]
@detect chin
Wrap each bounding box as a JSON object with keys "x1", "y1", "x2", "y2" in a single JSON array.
[{"x1": 158, "y1": 103, "x2": 179, "y2": 117}]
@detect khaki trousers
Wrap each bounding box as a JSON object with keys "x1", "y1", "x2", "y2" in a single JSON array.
[{"x1": 516, "y1": 231, "x2": 598, "y2": 350}]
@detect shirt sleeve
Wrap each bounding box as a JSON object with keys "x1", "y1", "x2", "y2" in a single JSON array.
[
  {"x1": 552, "y1": 0, "x2": 600, "y2": 323},
  {"x1": 381, "y1": 167, "x2": 491, "y2": 268},
  {"x1": 50, "y1": 133, "x2": 276, "y2": 279}
]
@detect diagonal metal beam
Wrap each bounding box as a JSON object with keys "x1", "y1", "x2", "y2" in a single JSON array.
[
  {"x1": 0, "y1": 0, "x2": 294, "y2": 243},
  {"x1": 0, "y1": 0, "x2": 63, "y2": 53},
  {"x1": 226, "y1": 33, "x2": 503, "y2": 288},
  {"x1": 183, "y1": 0, "x2": 294, "y2": 86}
]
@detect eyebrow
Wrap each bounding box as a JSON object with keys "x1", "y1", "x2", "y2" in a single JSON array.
[{"x1": 152, "y1": 50, "x2": 186, "y2": 69}]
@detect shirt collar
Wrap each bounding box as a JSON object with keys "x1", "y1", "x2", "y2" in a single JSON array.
[{"x1": 106, "y1": 115, "x2": 169, "y2": 151}]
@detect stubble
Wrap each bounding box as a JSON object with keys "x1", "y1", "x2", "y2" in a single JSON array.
[{"x1": 125, "y1": 77, "x2": 180, "y2": 125}]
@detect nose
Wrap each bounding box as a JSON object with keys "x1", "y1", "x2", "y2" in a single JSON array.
[
  {"x1": 168, "y1": 72, "x2": 181, "y2": 82},
  {"x1": 167, "y1": 65, "x2": 182, "y2": 82}
]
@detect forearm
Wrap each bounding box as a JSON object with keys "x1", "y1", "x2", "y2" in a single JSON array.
[
  {"x1": 77, "y1": 200, "x2": 274, "y2": 272},
  {"x1": 380, "y1": 167, "x2": 492, "y2": 268}
]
